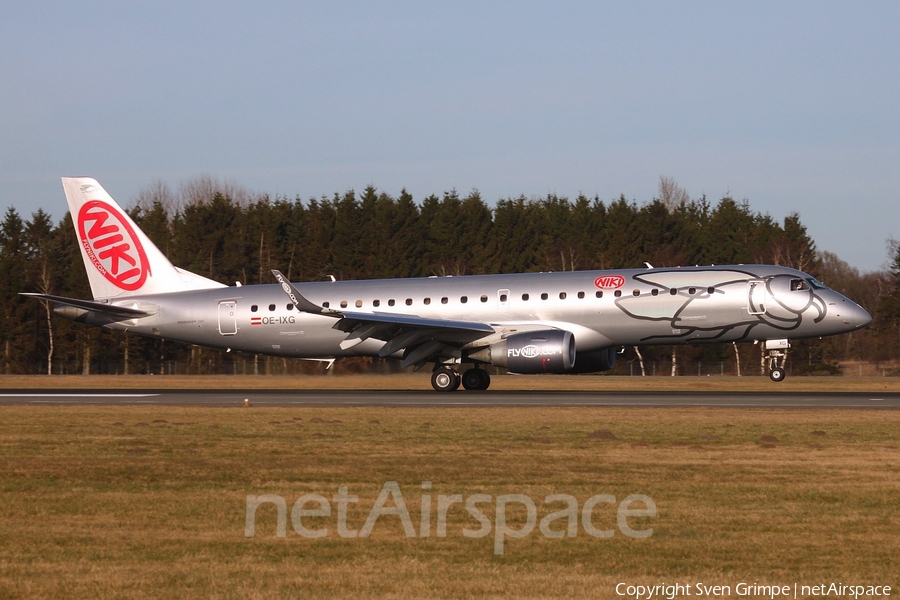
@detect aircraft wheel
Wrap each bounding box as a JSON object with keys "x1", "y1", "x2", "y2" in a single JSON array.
[
  {"x1": 479, "y1": 370, "x2": 491, "y2": 390},
  {"x1": 432, "y1": 367, "x2": 461, "y2": 392},
  {"x1": 769, "y1": 367, "x2": 786, "y2": 382},
  {"x1": 462, "y1": 368, "x2": 491, "y2": 391}
]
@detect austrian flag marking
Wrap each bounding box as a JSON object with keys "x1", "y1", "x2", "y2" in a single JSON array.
[
  {"x1": 77, "y1": 201, "x2": 150, "y2": 291},
  {"x1": 594, "y1": 274, "x2": 625, "y2": 290}
]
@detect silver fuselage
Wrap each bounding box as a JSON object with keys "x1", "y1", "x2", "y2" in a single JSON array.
[{"x1": 73, "y1": 265, "x2": 871, "y2": 359}]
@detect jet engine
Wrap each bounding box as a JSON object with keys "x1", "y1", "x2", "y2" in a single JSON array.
[
  {"x1": 571, "y1": 346, "x2": 617, "y2": 373},
  {"x1": 467, "y1": 330, "x2": 576, "y2": 374}
]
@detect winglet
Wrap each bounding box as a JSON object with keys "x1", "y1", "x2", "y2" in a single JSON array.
[{"x1": 271, "y1": 270, "x2": 340, "y2": 317}]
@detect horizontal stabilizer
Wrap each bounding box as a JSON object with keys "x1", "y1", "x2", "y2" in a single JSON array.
[{"x1": 20, "y1": 293, "x2": 152, "y2": 318}]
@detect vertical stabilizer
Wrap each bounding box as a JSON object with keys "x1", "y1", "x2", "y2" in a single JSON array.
[{"x1": 62, "y1": 177, "x2": 225, "y2": 299}]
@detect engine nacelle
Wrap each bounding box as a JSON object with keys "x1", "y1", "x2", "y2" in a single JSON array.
[
  {"x1": 467, "y1": 330, "x2": 576, "y2": 374},
  {"x1": 570, "y1": 347, "x2": 617, "y2": 373}
]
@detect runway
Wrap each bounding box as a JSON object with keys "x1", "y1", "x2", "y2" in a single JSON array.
[{"x1": 1, "y1": 389, "x2": 899, "y2": 408}]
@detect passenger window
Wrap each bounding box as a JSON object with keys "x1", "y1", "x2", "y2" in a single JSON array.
[
  {"x1": 287, "y1": 304, "x2": 294, "y2": 311},
  {"x1": 461, "y1": 296, "x2": 468, "y2": 304},
  {"x1": 388, "y1": 299, "x2": 395, "y2": 307},
  {"x1": 614, "y1": 290, "x2": 622, "y2": 298},
  {"x1": 633, "y1": 289, "x2": 640, "y2": 296},
  {"x1": 708, "y1": 287, "x2": 715, "y2": 294},
  {"x1": 322, "y1": 302, "x2": 330, "y2": 308},
  {"x1": 441, "y1": 297, "x2": 448, "y2": 304},
  {"x1": 269, "y1": 304, "x2": 276, "y2": 311},
  {"x1": 651, "y1": 289, "x2": 659, "y2": 297},
  {"x1": 577, "y1": 291, "x2": 585, "y2": 299},
  {"x1": 500, "y1": 294, "x2": 508, "y2": 302},
  {"x1": 522, "y1": 293, "x2": 530, "y2": 301},
  {"x1": 373, "y1": 299, "x2": 380, "y2": 307},
  {"x1": 251, "y1": 305, "x2": 258, "y2": 312},
  {"x1": 541, "y1": 293, "x2": 548, "y2": 300},
  {"x1": 480, "y1": 295, "x2": 488, "y2": 303},
  {"x1": 559, "y1": 292, "x2": 567, "y2": 299},
  {"x1": 595, "y1": 291, "x2": 603, "y2": 298},
  {"x1": 424, "y1": 298, "x2": 431, "y2": 305},
  {"x1": 670, "y1": 288, "x2": 677, "y2": 295},
  {"x1": 355, "y1": 300, "x2": 362, "y2": 308},
  {"x1": 689, "y1": 287, "x2": 696, "y2": 295},
  {"x1": 340, "y1": 301, "x2": 347, "y2": 308},
  {"x1": 406, "y1": 298, "x2": 413, "y2": 306}
]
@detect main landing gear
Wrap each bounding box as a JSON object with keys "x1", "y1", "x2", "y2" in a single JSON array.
[
  {"x1": 764, "y1": 339, "x2": 790, "y2": 382},
  {"x1": 431, "y1": 366, "x2": 491, "y2": 392}
]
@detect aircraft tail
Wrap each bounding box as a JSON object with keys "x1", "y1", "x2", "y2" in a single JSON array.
[{"x1": 62, "y1": 177, "x2": 225, "y2": 299}]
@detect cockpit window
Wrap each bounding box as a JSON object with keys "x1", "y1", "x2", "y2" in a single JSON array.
[
  {"x1": 807, "y1": 278, "x2": 829, "y2": 290},
  {"x1": 790, "y1": 279, "x2": 806, "y2": 291}
]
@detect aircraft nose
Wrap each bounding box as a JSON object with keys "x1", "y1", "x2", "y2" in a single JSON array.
[{"x1": 840, "y1": 300, "x2": 872, "y2": 330}]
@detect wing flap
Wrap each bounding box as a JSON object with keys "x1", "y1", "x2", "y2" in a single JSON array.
[{"x1": 335, "y1": 311, "x2": 494, "y2": 335}]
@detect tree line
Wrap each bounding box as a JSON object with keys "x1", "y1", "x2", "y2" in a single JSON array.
[{"x1": 2, "y1": 176, "x2": 898, "y2": 376}]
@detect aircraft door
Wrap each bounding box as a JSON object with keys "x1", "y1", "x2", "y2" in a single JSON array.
[
  {"x1": 747, "y1": 280, "x2": 766, "y2": 315},
  {"x1": 218, "y1": 300, "x2": 238, "y2": 335},
  {"x1": 498, "y1": 289, "x2": 510, "y2": 313}
]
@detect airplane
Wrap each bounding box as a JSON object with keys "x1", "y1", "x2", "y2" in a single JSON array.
[{"x1": 22, "y1": 177, "x2": 872, "y2": 391}]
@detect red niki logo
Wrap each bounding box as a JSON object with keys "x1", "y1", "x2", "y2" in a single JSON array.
[
  {"x1": 594, "y1": 275, "x2": 625, "y2": 290},
  {"x1": 77, "y1": 201, "x2": 150, "y2": 291}
]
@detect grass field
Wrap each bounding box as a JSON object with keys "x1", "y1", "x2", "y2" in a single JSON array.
[{"x1": 1, "y1": 402, "x2": 898, "y2": 599}]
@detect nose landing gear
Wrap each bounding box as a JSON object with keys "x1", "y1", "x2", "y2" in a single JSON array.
[
  {"x1": 769, "y1": 365, "x2": 786, "y2": 382},
  {"x1": 764, "y1": 339, "x2": 790, "y2": 382}
]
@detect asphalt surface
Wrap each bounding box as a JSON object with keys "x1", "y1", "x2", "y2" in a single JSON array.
[{"x1": 1, "y1": 389, "x2": 899, "y2": 408}]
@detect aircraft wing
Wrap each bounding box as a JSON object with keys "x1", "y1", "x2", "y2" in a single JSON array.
[
  {"x1": 272, "y1": 271, "x2": 495, "y2": 369},
  {"x1": 334, "y1": 310, "x2": 495, "y2": 367}
]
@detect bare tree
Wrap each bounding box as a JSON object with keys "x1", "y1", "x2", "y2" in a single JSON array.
[
  {"x1": 671, "y1": 347, "x2": 678, "y2": 376},
  {"x1": 133, "y1": 179, "x2": 179, "y2": 215},
  {"x1": 36, "y1": 261, "x2": 53, "y2": 375},
  {"x1": 133, "y1": 175, "x2": 256, "y2": 213},
  {"x1": 658, "y1": 176, "x2": 690, "y2": 212},
  {"x1": 180, "y1": 174, "x2": 254, "y2": 207},
  {"x1": 759, "y1": 343, "x2": 766, "y2": 375},
  {"x1": 633, "y1": 346, "x2": 647, "y2": 376}
]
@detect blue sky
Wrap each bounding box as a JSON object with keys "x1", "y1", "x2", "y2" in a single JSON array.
[{"x1": 2, "y1": 1, "x2": 898, "y2": 272}]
